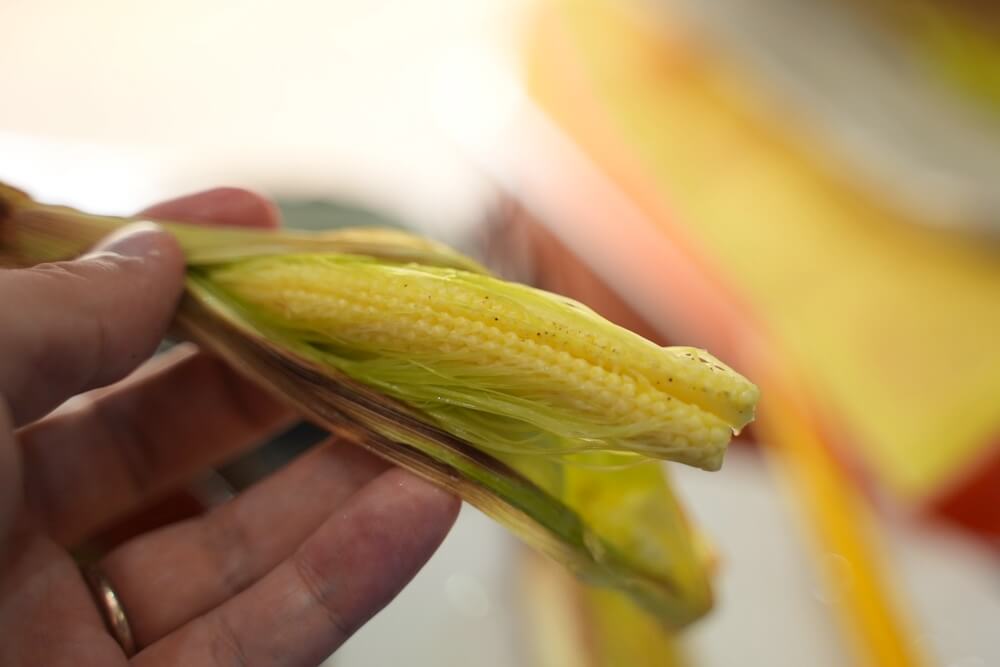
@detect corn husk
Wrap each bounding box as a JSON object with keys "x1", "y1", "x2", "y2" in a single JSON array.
[
  {"x1": 0, "y1": 182, "x2": 758, "y2": 628},
  {"x1": 519, "y1": 548, "x2": 688, "y2": 667}
]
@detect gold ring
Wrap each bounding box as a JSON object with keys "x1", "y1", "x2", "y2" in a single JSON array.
[{"x1": 82, "y1": 565, "x2": 136, "y2": 657}]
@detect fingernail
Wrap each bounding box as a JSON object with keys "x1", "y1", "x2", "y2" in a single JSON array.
[{"x1": 86, "y1": 222, "x2": 167, "y2": 259}]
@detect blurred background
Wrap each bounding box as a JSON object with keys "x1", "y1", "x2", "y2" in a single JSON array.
[{"x1": 2, "y1": 0, "x2": 998, "y2": 665}]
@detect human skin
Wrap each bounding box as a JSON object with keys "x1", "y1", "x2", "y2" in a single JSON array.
[{"x1": 0, "y1": 188, "x2": 459, "y2": 666}]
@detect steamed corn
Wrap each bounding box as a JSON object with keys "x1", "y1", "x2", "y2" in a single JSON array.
[
  {"x1": 0, "y1": 181, "x2": 758, "y2": 628},
  {"x1": 199, "y1": 253, "x2": 756, "y2": 471}
]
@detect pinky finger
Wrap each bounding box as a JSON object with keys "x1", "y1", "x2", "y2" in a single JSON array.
[{"x1": 134, "y1": 468, "x2": 459, "y2": 667}]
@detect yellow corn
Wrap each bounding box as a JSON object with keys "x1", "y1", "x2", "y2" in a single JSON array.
[
  {"x1": 0, "y1": 180, "x2": 759, "y2": 629},
  {"x1": 203, "y1": 253, "x2": 758, "y2": 471}
]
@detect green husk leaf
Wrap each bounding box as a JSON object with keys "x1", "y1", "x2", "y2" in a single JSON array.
[{"x1": 0, "y1": 182, "x2": 484, "y2": 272}]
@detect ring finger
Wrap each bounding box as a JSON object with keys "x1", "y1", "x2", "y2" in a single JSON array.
[{"x1": 94, "y1": 437, "x2": 387, "y2": 648}]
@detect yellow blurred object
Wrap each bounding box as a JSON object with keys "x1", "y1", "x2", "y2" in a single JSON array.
[
  {"x1": 527, "y1": 0, "x2": 1000, "y2": 508},
  {"x1": 755, "y1": 374, "x2": 930, "y2": 667},
  {"x1": 520, "y1": 548, "x2": 686, "y2": 667},
  {"x1": 513, "y1": 0, "x2": 986, "y2": 664}
]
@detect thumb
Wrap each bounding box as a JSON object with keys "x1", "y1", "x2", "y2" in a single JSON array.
[{"x1": 0, "y1": 223, "x2": 184, "y2": 425}]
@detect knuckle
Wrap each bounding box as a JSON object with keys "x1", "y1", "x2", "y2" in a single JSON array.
[
  {"x1": 89, "y1": 396, "x2": 155, "y2": 497},
  {"x1": 292, "y1": 549, "x2": 353, "y2": 642},
  {"x1": 199, "y1": 508, "x2": 254, "y2": 598},
  {"x1": 209, "y1": 612, "x2": 252, "y2": 667}
]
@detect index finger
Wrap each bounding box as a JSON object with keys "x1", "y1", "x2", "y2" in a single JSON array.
[
  {"x1": 139, "y1": 187, "x2": 281, "y2": 229},
  {"x1": 0, "y1": 188, "x2": 280, "y2": 426},
  {"x1": 16, "y1": 188, "x2": 292, "y2": 538}
]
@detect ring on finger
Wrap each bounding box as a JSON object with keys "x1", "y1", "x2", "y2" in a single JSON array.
[{"x1": 82, "y1": 564, "x2": 137, "y2": 657}]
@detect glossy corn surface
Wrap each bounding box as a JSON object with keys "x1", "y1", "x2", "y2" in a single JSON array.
[{"x1": 204, "y1": 253, "x2": 758, "y2": 470}]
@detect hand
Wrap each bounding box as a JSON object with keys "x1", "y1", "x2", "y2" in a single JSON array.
[{"x1": 0, "y1": 189, "x2": 459, "y2": 666}]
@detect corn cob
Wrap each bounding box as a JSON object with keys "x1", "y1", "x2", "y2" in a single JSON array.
[
  {"x1": 0, "y1": 181, "x2": 758, "y2": 628},
  {"x1": 199, "y1": 253, "x2": 756, "y2": 471}
]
